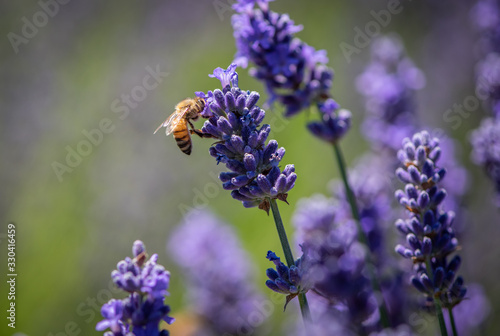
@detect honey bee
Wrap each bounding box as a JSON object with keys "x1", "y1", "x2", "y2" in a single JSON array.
[{"x1": 154, "y1": 97, "x2": 211, "y2": 155}]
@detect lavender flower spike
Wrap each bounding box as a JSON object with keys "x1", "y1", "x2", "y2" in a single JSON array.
[
  {"x1": 265, "y1": 250, "x2": 310, "y2": 310},
  {"x1": 470, "y1": 118, "x2": 500, "y2": 206},
  {"x1": 97, "y1": 240, "x2": 174, "y2": 336},
  {"x1": 231, "y1": 0, "x2": 353, "y2": 146},
  {"x1": 307, "y1": 98, "x2": 352, "y2": 144},
  {"x1": 394, "y1": 131, "x2": 466, "y2": 310},
  {"x1": 356, "y1": 35, "x2": 425, "y2": 151},
  {"x1": 293, "y1": 194, "x2": 377, "y2": 325},
  {"x1": 231, "y1": 0, "x2": 332, "y2": 117},
  {"x1": 168, "y1": 209, "x2": 266, "y2": 335},
  {"x1": 197, "y1": 63, "x2": 297, "y2": 212}
]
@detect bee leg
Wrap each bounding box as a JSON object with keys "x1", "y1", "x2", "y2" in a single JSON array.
[
  {"x1": 188, "y1": 120, "x2": 216, "y2": 138},
  {"x1": 190, "y1": 128, "x2": 215, "y2": 138}
]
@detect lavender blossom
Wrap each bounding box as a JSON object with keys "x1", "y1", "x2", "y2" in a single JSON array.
[
  {"x1": 472, "y1": 0, "x2": 500, "y2": 54},
  {"x1": 96, "y1": 241, "x2": 174, "y2": 336},
  {"x1": 196, "y1": 64, "x2": 296, "y2": 212},
  {"x1": 470, "y1": 118, "x2": 500, "y2": 205},
  {"x1": 330, "y1": 154, "x2": 392, "y2": 258},
  {"x1": 307, "y1": 98, "x2": 352, "y2": 144},
  {"x1": 476, "y1": 52, "x2": 500, "y2": 118},
  {"x1": 168, "y1": 209, "x2": 265, "y2": 335},
  {"x1": 293, "y1": 194, "x2": 377, "y2": 325},
  {"x1": 232, "y1": 0, "x2": 332, "y2": 117},
  {"x1": 394, "y1": 131, "x2": 466, "y2": 309},
  {"x1": 330, "y1": 154, "x2": 409, "y2": 326},
  {"x1": 265, "y1": 251, "x2": 311, "y2": 309},
  {"x1": 356, "y1": 35, "x2": 425, "y2": 151}
]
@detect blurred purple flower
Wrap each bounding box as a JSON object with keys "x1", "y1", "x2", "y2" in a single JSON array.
[
  {"x1": 356, "y1": 35, "x2": 425, "y2": 151},
  {"x1": 330, "y1": 154, "x2": 410, "y2": 326},
  {"x1": 97, "y1": 241, "x2": 174, "y2": 336},
  {"x1": 476, "y1": 52, "x2": 500, "y2": 118},
  {"x1": 197, "y1": 64, "x2": 297, "y2": 212},
  {"x1": 331, "y1": 154, "x2": 392, "y2": 258},
  {"x1": 168, "y1": 209, "x2": 266, "y2": 335},
  {"x1": 292, "y1": 194, "x2": 377, "y2": 326},
  {"x1": 96, "y1": 299, "x2": 126, "y2": 335},
  {"x1": 470, "y1": 117, "x2": 500, "y2": 205},
  {"x1": 472, "y1": 0, "x2": 500, "y2": 54}
]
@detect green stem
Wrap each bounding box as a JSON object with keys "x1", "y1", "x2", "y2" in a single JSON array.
[
  {"x1": 435, "y1": 298, "x2": 448, "y2": 336},
  {"x1": 269, "y1": 198, "x2": 294, "y2": 267},
  {"x1": 425, "y1": 259, "x2": 449, "y2": 336},
  {"x1": 269, "y1": 198, "x2": 311, "y2": 324},
  {"x1": 448, "y1": 308, "x2": 458, "y2": 336},
  {"x1": 332, "y1": 143, "x2": 390, "y2": 328},
  {"x1": 298, "y1": 293, "x2": 311, "y2": 322},
  {"x1": 332, "y1": 143, "x2": 361, "y2": 224}
]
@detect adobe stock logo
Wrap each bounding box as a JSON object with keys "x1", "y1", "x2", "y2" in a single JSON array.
[{"x1": 7, "y1": 0, "x2": 72, "y2": 54}]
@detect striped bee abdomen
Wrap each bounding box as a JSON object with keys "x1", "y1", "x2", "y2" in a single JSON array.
[{"x1": 173, "y1": 122, "x2": 192, "y2": 155}]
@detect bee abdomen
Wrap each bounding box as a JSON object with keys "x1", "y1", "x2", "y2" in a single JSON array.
[{"x1": 174, "y1": 129, "x2": 192, "y2": 155}]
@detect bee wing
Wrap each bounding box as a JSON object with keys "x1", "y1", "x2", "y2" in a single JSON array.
[{"x1": 154, "y1": 107, "x2": 189, "y2": 135}]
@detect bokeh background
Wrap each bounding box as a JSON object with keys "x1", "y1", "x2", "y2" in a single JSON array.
[{"x1": 1, "y1": 0, "x2": 498, "y2": 335}]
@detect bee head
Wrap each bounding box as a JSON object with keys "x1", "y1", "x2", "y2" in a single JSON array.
[{"x1": 195, "y1": 97, "x2": 206, "y2": 111}]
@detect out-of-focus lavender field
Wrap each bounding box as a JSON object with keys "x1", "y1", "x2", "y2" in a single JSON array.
[{"x1": 0, "y1": 0, "x2": 498, "y2": 335}]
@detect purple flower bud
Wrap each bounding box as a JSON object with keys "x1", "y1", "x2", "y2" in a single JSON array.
[
  {"x1": 405, "y1": 184, "x2": 418, "y2": 199},
  {"x1": 418, "y1": 191, "x2": 430, "y2": 208},
  {"x1": 406, "y1": 233, "x2": 421, "y2": 251},
  {"x1": 214, "y1": 89, "x2": 226, "y2": 111},
  {"x1": 422, "y1": 237, "x2": 432, "y2": 255},
  {"x1": 416, "y1": 146, "x2": 426, "y2": 166},
  {"x1": 236, "y1": 94, "x2": 246, "y2": 113},
  {"x1": 263, "y1": 140, "x2": 279, "y2": 161},
  {"x1": 246, "y1": 91, "x2": 260, "y2": 109},
  {"x1": 232, "y1": 175, "x2": 251, "y2": 187},
  {"x1": 405, "y1": 142, "x2": 416, "y2": 160},
  {"x1": 257, "y1": 174, "x2": 272, "y2": 194},
  {"x1": 420, "y1": 273, "x2": 434, "y2": 292},
  {"x1": 231, "y1": 190, "x2": 254, "y2": 202},
  {"x1": 448, "y1": 255, "x2": 461, "y2": 274},
  {"x1": 395, "y1": 219, "x2": 409, "y2": 234},
  {"x1": 396, "y1": 171, "x2": 410, "y2": 186},
  {"x1": 432, "y1": 189, "x2": 447, "y2": 206},
  {"x1": 132, "y1": 240, "x2": 145, "y2": 258},
  {"x1": 243, "y1": 153, "x2": 257, "y2": 172},
  {"x1": 408, "y1": 165, "x2": 421, "y2": 184},
  {"x1": 434, "y1": 267, "x2": 444, "y2": 289},
  {"x1": 225, "y1": 91, "x2": 236, "y2": 110},
  {"x1": 285, "y1": 172, "x2": 297, "y2": 191},
  {"x1": 411, "y1": 276, "x2": 428, "y2": 294},
  {"x1": 266, "y1": 280, "x2": 285, "y2": 294},
  {"x1": 275, "y1": 174, "x2": 287, "y2": 193}
]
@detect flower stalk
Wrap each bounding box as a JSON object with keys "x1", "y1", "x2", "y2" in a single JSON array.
[
  {"x1": 448, "y1": 308, "x2": 458, "y2": 336},
  {"x1": 333, "y1": 143, "x2": 390, "y2": 329},
  {"x1": 425, "y1": 259, "x2": 448, "y2": 336},
  {"x1": 269, "y1": 198, "x2": 311, "y2": 324}
]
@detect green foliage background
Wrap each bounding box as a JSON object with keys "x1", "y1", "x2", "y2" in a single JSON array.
[{"x1": 0, "y1": 1, "x2": 498, "y2": 335}]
